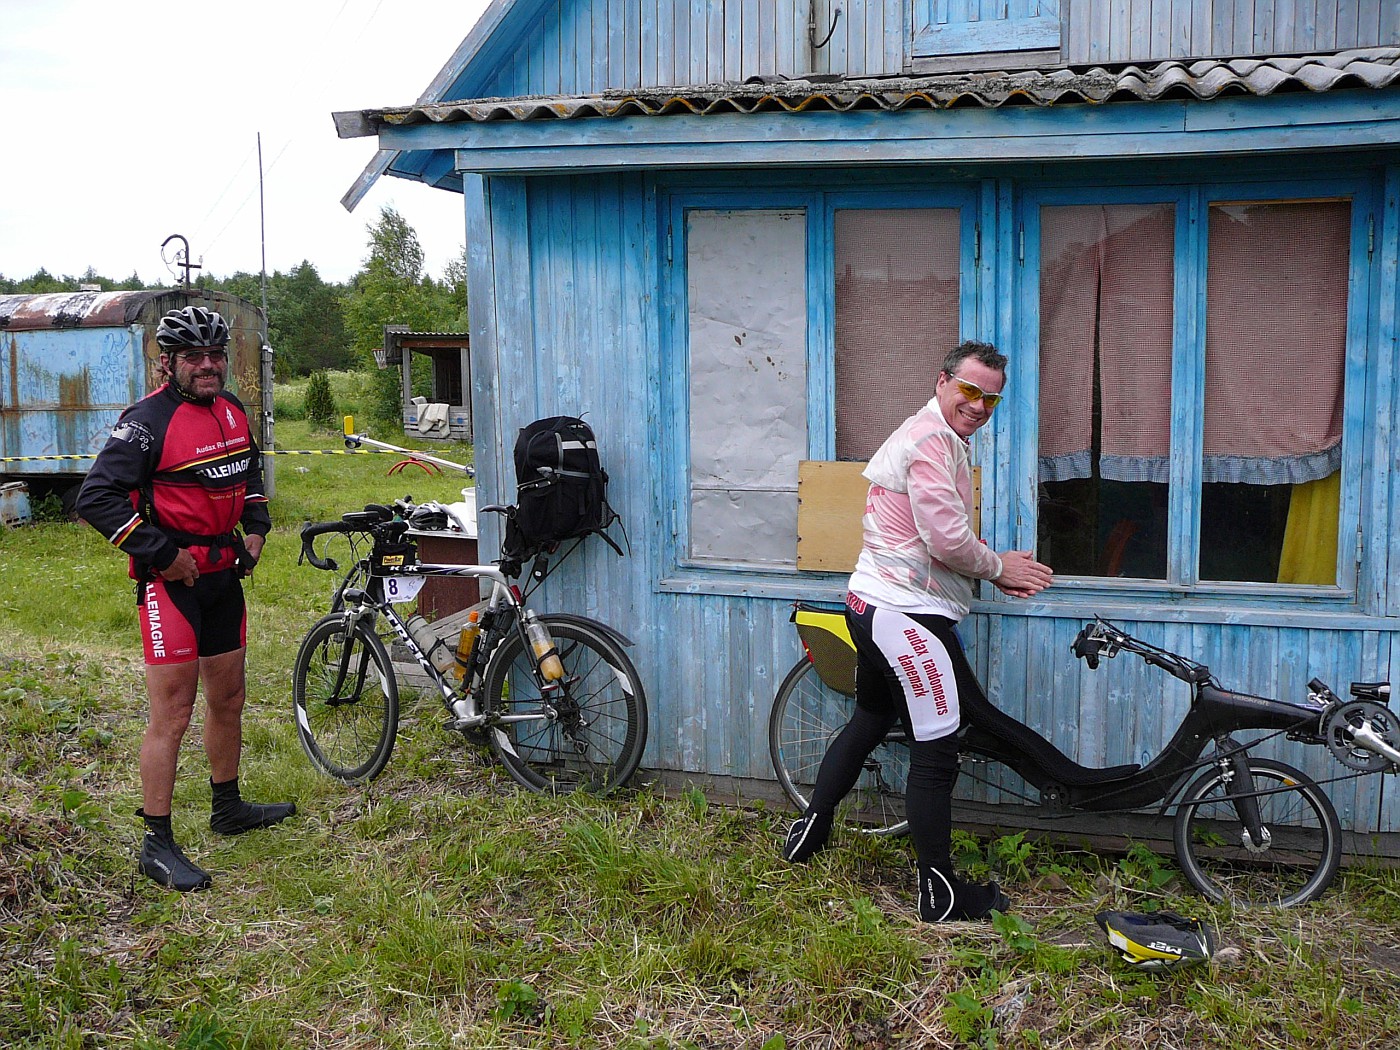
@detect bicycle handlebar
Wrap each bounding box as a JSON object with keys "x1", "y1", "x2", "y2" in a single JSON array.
[
  {"x1": 1073, "y1": 617, "x2": 1214, "y2": 685},
  {"x1": 298, "y1": 519, "x2": 357, "y2": 571},
  {"x1": 298, "y1": 504, "x2": 403, "y2": 572}
]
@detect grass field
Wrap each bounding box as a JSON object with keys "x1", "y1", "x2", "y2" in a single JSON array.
[{"x1": 3, "y1": 412, "x2": 1400, "y2": 1048}]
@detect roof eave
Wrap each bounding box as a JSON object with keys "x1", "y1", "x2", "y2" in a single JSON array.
[{"x1": 339, "y1": 0, "x2": 556, "y2": 211}]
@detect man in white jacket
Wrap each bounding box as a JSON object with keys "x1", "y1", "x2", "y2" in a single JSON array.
[{"x1": 783, "y1": 340, "x2": 1053, "y2": 921}]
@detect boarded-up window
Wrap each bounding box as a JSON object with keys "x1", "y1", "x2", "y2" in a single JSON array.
[{"x1": 686, "y1": 209, "x2": 808, "y2": 568}]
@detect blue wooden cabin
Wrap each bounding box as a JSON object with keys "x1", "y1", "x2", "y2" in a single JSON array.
[{"x1": 335, "y1": 2, "x2": 1400, "y2": 850}]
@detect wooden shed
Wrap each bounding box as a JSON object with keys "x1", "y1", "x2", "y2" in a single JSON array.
[
  {"x1": 380, "y1": 326, "x2": 472, "y2": 441},
  {"x1": 335, "y1": 1, "x2": 1400, "y2": 851}
]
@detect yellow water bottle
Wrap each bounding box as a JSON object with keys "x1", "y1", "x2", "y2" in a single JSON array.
[
  {"x1": 452, "y1": 610, "x2": 482, "y2": 681},
  {"x1": 524, "y1": 611, "x2": 564, "y2": 681}
]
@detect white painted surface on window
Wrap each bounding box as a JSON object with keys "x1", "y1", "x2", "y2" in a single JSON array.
[{"x1": 686, "y1": 209, "x2": 808, "y2": 567}]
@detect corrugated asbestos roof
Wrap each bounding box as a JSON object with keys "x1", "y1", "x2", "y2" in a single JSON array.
[
  {"x1": 338, "y1": 47, "x2": 1400, "y2": 135},
  {"x1": 0, "y1": 291, "x2": 164, "y2": 331},
  {"x1": 0, "y1": 290, "x2": 253, "y2": 332}
]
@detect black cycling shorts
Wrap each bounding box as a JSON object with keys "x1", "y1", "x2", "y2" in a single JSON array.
[{"x1": 138, "y1": 571, "x2": 246, "y2": 665}]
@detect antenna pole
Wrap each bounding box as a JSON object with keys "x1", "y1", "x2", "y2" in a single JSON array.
[{"x1": 258, "y1": 133, "x2": 269, "y2": 321}]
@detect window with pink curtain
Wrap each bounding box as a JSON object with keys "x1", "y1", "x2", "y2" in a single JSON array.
[
  {"x1": 1199, "y1": 200, "x2": 1348, "y2": 583},
  {"x1": 834, "y1": 209, "x2": 962, "y2": 460},
  {"x1": 1035, "y1": 198, "x2": 1351, "y2": 584},
  {"x1": 1203, "y1": 201, "x2": 1347, "y2": 483},
  {"x1": 1037, "y1": 203, "x2": 1175, "y2": 578}
]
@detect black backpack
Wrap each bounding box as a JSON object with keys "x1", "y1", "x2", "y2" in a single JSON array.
[{"x1": 501, "y1": 416, "x2": 624, "y2": 574}]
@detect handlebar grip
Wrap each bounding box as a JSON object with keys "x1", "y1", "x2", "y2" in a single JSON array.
[{"x1": 298, "y1": 519, "x2": 349, "y2": 571}]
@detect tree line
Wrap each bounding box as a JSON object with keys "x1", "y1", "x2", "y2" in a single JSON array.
[{"x1": 0, "y1": 206, "x2": 466, "y2": 382}]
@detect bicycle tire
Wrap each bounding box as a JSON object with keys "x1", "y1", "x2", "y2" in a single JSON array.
[
  {"x1": 768, "y1": 658, "x2": 910, "y2": 836},
  {"x1": 1172, "y1": 757, "x2": 1341, "y2": 908},
  {"x1": 481, "y1": 615, "x2": 647, "y2": 795},
  {"x1": 292, "y1": 613, "x2": 400, "y2": 783}
]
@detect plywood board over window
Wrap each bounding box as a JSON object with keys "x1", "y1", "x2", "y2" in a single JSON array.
[{"x1": 797, "y1": 460, "x2": 981, "y2": 572}]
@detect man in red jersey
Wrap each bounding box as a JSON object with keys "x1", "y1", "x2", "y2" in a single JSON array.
[{"x1": 77, "y1": 306, "x2": 294, "y2": 891}]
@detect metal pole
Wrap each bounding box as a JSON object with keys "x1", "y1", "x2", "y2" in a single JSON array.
[{"x1": 257, "y1": 132, "x2": 276, "y2": 496}]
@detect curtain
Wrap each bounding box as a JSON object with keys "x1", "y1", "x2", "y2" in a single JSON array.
[
  {"x1": 1203, "y1": 201, "x2": 1349, "y2": 485},
  {"x1": 1276, "y1": 471, "x2": 1341, "y2": 585},
  {"x1": 1038, "y1": 204, "x2": 1176, "y2": 482},
  {"x1": 835, "y1": 209, "x2": 962, "y2": 461}
]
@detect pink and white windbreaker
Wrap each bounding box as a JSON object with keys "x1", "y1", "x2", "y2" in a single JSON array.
[{"x1": 847, "y1": 398, "x2": 1003, "y2": 620}]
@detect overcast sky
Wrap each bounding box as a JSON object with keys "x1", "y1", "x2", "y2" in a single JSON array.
[{"x1": 0, "y1": 0, "x2": 492, "y2": 287}]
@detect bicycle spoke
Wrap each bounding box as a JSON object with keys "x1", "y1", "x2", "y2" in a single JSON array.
[{"x1": 484, "y1": 619, "x2": 647, "y2": 794}]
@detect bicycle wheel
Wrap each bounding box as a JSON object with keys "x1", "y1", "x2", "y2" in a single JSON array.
[
  {"x1": 1172, "y1": 757, "x2": 1341, "y2": 908},
  {"x1": 293, "y1": 613, "x2": 400, "y2": 783},
  {"x1": 481, "y1": 616, "x2": 647, "y2": 795},
  {"x1": 768, "y1": 658, "x2": 909, "y2": 836}
]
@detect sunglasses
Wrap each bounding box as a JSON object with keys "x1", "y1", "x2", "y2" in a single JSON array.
[
  {"x1": 944, "y1": 372, "x2": 1004, "y2": 409},
  {"x1": 172, "y1": 349, "x2": 228, "y2": 365}
]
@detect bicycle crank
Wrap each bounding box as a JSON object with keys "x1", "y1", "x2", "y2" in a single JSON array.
[{"x1": 1324, "y1": 700, "x2": 1400, "y2": 773}]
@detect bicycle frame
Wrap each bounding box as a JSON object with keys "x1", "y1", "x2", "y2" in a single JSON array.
[
  {"x1": 790, "y1": 605, "x2": 1390, "y2": 818},
  {"x1": 960, "y1": 680, "x2": 1326, "y2": 814},
  {"x1": 344, "y1": 560, "x2": 546, "y2": 728}
]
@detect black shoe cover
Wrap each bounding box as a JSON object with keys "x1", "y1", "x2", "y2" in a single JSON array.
[
  {"x1": 782, "y1": 810, "x2": 834, "y2": 863},
  {"x1": 918, "y1": 866, "x2": 1010, "y2": 922},
  {"x1": 139, "y1": 834, "x2": 212, "y2": 892},
  {"x1": 210, "y1": 798, "x2": 297, "y2": 836}
]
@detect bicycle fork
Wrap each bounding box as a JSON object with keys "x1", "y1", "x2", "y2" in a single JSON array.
[
  {"x1": 326, "y1": 607, "x2": 373, "y2": 707},
  {"x1": 1217, "y1": 735, "x2": 1269, "y2": 852}
]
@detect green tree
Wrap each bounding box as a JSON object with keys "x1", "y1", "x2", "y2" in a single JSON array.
[
  {"x1": 344, "y1": 206, "x2": 461, "y2": 424},
  {"x1": 198, "y1": 267, "x2": 350, "y2": 379},
  {"x1": 278, "y1": 262, "x2": 350, "y2": 376},
  {"x1": 441, "y1": 248, "x2": 471, "y2": 331},
  {"x1": 15, "y1": 268, "x2": 69, "y2": 293},
  {"x1": 303, "y1": 370, "x2": 337, "y2": 430}
]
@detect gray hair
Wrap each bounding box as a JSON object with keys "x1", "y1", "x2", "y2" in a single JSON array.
[{"x1": 941, "y1": 339, "x2": 1007, "y2": 377}]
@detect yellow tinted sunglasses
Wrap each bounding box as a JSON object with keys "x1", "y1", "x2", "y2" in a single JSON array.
[{"x1": 945, "y1": 373, "x2": 1004, "y2": 409}]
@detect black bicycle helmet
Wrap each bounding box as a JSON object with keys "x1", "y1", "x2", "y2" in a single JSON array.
[
  {"x1": 156, "y1": 306, "x2": 230, "y2": 350},
  {"x1": 408, "y1": 502, "x2": 450, "y2": 532},
  {"x1": 1095, "y1": 910, "x2": 1216, "y2": 970}
]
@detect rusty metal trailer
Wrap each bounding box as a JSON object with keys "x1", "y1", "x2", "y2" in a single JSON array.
[{"x1": 0, "y1": 289, "x2": 274, "y2": 507}]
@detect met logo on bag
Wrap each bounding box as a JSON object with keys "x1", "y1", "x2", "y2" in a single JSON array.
[{"x1": 502, "y1": 416, "x2": 623, "y2": 571}]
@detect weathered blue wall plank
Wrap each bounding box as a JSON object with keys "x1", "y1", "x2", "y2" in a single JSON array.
[
  {"x1": 1058, "y1": 0, "x2": 1399, "y2": 64},
  {"x1": 471, "y1": 0, "x2": 911, "y2": 95},
  {"x1": 1384, "y1": 165, "x2": 1400, "y2": 623}
]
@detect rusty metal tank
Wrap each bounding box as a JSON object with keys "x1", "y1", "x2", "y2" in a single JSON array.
[{"x1": 0, "y1": 289, "x2": 272, "y2": 502}]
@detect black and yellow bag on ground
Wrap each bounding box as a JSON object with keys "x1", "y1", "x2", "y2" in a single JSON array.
[{"x1": 1095, "y1": 910, "x2": 1217, "y2": 970}]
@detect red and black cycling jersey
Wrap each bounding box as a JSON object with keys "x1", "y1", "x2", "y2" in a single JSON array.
[{"x1": 76, "y1": 384, "x2": 271, "y2": 578}]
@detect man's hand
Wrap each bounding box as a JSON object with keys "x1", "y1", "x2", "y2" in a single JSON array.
[
  {"x1": 242, "y1": 534, "x2": 265, "y2": 577},
  {"x1": 993, "y1": 550, "x2": 1053, "y2": 598},
  {"x1": 159, "y1": 548, "x2": 199, "y2": 587}
]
